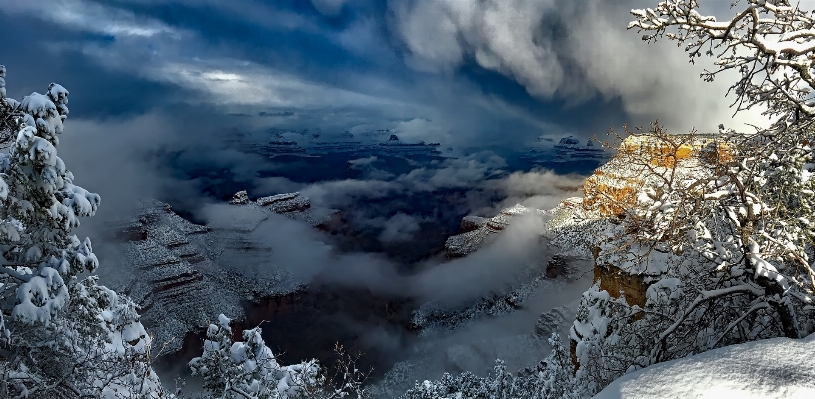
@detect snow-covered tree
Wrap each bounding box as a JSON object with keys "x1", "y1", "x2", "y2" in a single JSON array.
[
  {"x1": 630, "y1": 0, "x2": 815, "y2": 122},
  {"x1": 0, "y1": 65, "x2": 167, "y2": 398},
  {"x1": 0, "y1": 65, "x2": 20, "y2": 149},
  {"x1": 398, "y1": 333, "x2": 575, "y2": 399},
  {"x1": 189, "y1": 314, "x2": 369, "y2": 399},
  {"x1": 565, "y1": 1, "x2": 815, "y2": 395},
  {"x1": 569, "y1": 120, "x2": 815, "y2": 396}
]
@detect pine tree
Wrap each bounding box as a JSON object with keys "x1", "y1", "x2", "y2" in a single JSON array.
[
  {"x1": 189, "y1": 313, "x2": 371, "y2": 399},
  {"x1": 0, "y1": 65, "x2": 167, "y2": 398}
]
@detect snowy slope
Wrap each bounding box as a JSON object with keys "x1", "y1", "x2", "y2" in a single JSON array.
[
  {"x1": 592, "y1": 333, "x2": 815, "y2": 399},
  {"x1": 101, "y1": 194, "x2": 337, "y2": 353}
]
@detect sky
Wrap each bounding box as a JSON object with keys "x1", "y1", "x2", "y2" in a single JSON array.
[{"x1": 0, "y1": 0, "x2": 778, "y2": 152}]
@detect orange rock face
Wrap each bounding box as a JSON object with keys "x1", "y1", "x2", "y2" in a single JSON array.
[
  {"x1": 618, "y1": 137, "x2": 697, "y2": 168},
  {"x1": 594, "y1": 263, "x2": 649, "y2": 308},
  {"x1": 582, "y1": 170, "x2": 642, "y2": 217},
  {"x1": 582, "y1": 134, "x2": 731, "y2": 216},
  {"x1": 569, "y1": 133, "x2": 735, "y2": 372}
]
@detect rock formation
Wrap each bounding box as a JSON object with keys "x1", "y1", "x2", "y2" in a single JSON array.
[
  {"x1": 229, "y1": 190, "x2": 249, "y2": 205},
  {"x1": 569, "y1": 132, "x2": 732, "y2": 371},
  {"x1": 535, "y1": 305, "x2": 574, "y2": 339},
  {"x1": 520, "y1": 136, "x2": 613, "y2": 168},
  {"x1": 583, "y1": 133, "x2": 731, "y2": 216},
  {"x1": 444, "y1": 204, "x2": 549, "y2": 258},
  {"x1": 102, "y1": 192, "x2": 338, "y2": 353},
  {"x1": 414, "y1": 200, "x2": 597, "y2": 333},
  {"x1": 234, "y1": 129, "x2": 445, "y2": 159}
]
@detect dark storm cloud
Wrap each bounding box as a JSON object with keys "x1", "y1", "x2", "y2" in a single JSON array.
[
  {"x1": 387, "y1": 0, "x2": 767, "y2": 134},
  {"x1": 0, "y1": 0, "x2": 692, "y2": 149},
  {"x1": 5, "y1": 0, "x2": 782, "y2": 150},
  {"x1": 103, "y1": 0, "x2": 371, "y2": 71},
  {"x1": 0, "y1": 14, "x2": 184, "y2": 119}
]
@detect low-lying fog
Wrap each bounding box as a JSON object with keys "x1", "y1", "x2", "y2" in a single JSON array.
[{"x1": 60, "y1": 112, "x2": 594, "y2": 396}]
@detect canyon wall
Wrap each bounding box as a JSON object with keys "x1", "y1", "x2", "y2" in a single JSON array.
[
  {"x1": 104, "y1": 193, "x2": 337, "y2": 353},
  {"x1": 570, "y1": 133, "x2": 730, "y2": 371}
]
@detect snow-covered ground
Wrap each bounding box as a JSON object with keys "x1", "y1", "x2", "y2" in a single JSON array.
[{"x1": 593, "y1": 333, "x2": 815, "y2": 399}]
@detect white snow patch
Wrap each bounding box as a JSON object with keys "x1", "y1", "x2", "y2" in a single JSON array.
[{"x1": 593, "y1": 333, "x2": 815, "y2": 399}]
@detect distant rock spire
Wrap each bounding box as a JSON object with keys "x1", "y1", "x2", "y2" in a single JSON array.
[{"x1": 229, "y1": 190, "x2": 249, "y2": 205}]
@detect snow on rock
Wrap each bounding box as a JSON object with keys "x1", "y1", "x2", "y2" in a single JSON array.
[
  {"x1": 102, "y1": 193, "x2": 337, "y2": 353},
  {"x1": 372, "y1": 268, "x2": 593, "y2": 398},
  {"x1": 252, "y1": 191, "x2": 335, "y2": 226},
  {"x1": 566, "y1": 128, "x2": 815, "y2": 391},
  {"x1": 104, "y1": 200, "x2": 243, "y2": 353},
  {"x1": 567, "y1": 134, "x2": 731, "y2": 308},
  {"x1": 534, "y1": 304, "x2": 576, "y2": 339},
  {"x1": 206, "y1": 202, "x2": 269, "y2": 232},
  {"x1": 0, "y1": 65, "x2": 5, "y2": 98},
  {"x1": 229, "y1": 189, "x2": 249, "y2": 205},
  {"x1": 257, "y1": 192, "x2": 300, "y2": 206},
  {"x1": 259, "y1": 192, "x2": 310, "y2": 213},
  {"x1": 583, "y1": 133, "x2": 728, "y2": 216},
  {"x1": 460, "y1": 215, "x2": 489, "y2": 232},
  {"x1": 411, "y1": 201, "x2": 594, "y2": 331},
  {"x1": 592, "y1": 333, "x2": 815, "y2": 399},
  {"x1": 546, "y1": 197, "x2": 608, "y2": 259},
  {"x1": 443, "y1": 230, "x2": 486, "y2": 258},
  {"x1": 445, "y1": 204, "x2": 549, "y2": 258},
  {"x1": 422, "y1": 198, "x2": 603, "y2": 332},
  {"x1": 370, "y1": 193, "x2": 601, "y2": 397}
]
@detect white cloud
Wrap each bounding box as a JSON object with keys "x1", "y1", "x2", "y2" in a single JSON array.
[
  {"x1": 391, "y1": 118, "x2": 450, "y2": 143},
  {"x1": 411, "y1": 212, "x2": 550, "y2": 305},
  {"x1": 311, "y1": 0, "x2": 347, "y2": 16},
  {"x1": 389, "y1": 1, "x2": 467, "y2": 73},
  {"x1": 377, "y1": 213, "x2": 424, "y2": 243},
  {"x1": 389, "y1": 0, "x2": 776, "y2": 134},
  {"x1": 348, "y1": 156, "x2": 378, "y2": 168},
  {"x1": 3, "y1": 0, "x2": 181, "y2": 38}
]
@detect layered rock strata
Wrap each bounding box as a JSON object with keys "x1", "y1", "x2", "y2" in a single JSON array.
[
  {"x1": 583, "y1": 133, "x2": 730, "y2": 216},
  {"x1": 103, "y1": 193, "x2": 337, "y2": 353},
  {"x1": 569, "y1": 132, "x2": 731, "y2": 371}
]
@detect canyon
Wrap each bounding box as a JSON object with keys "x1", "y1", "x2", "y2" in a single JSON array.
[{"x1": 100, "y1": 131, "x2": 712, "y2": 393}]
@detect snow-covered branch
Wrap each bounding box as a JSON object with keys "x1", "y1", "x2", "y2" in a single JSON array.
[{"x1": 630, "y1": 0, "x2": 815, "y2": 119}]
